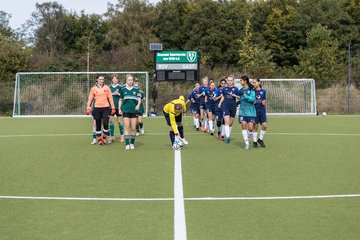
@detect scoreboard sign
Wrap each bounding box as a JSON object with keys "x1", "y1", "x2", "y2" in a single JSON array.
[{"x1": 155, "y1": 51, "x2": 199, "y2": 81}]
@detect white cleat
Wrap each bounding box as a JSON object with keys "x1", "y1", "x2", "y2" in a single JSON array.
[
  {"x1": 180, "y1": 138, "x2": 189, "y2": 145},
  {"x1": 91, "y1": 139, "x2": 97, "y2": 145},
  {"x1": 136, "y1": 132, "x2": 139, "y2": 136},
  {"x1": 130, "y1": 144, "x2": 135, "y2": 150},
  {"x1": 244, "y1": 142, "x2": 250, "y2": 150},
  {"x1": 141, "y1": 128, "x2": 144, "y2": 135},
  {"x1": 125, "y1": 145, "x2": 130, "y2": 150}
]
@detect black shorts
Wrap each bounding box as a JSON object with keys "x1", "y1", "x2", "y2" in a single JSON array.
[
  {"x1": 92, "y1": 107, "x2": 111, "y2": 120},
  {"x1": 137, "y1": 113, "x2": 143, "y2": 117},
  {"x1": 111, "y1": 108, "x2": 122, "y2": 117},
  {"x1": 163, "y1": 111, "x2": 182, "y2": 126},
  {"x1": 123, "y1": 112, "x2": 138, "y2": 118}
]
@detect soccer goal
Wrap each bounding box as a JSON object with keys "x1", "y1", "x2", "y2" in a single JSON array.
[
  {"x1": 13, "y1": 72, "x2": 149, "y2": 117},
  {"x1": 235, "y1": 79, "x2": 317, "y2": 115}
]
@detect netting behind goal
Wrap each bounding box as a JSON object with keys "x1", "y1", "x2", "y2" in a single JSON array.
[
  {"x1": 13, "y1": 72, "x2": 149, "y2": 117},
  {"x1": 235, "y1": 79, "x2": 316, "y2": 115}
]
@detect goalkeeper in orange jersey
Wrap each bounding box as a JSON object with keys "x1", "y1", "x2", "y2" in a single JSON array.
[
  {"x1": 86, "y1": 75, "x2": 115, "y2": 146},
  {"x1": 163, "y1": 95, "x2": 188, "y2": 148}
]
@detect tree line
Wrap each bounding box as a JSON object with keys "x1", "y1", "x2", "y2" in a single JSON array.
[{"x1": 1, "y1": 0, "x2": 360, "y2": 88}]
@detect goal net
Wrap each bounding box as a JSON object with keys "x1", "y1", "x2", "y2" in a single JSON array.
[
  {"x1": 235, "y1": 79, "x2": 316, "y2": 115},
  {"x1": 13, "y1": 72, "x2": 149, "y2": 117}
]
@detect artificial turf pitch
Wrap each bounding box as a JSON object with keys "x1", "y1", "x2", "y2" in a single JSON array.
[{"x1": 0, "y1": 115, "x2": 359, "y2": 239}]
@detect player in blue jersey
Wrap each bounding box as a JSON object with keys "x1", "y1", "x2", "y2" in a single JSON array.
[
  {"x1": 204, "y1": 81, "x2": 218, "y2": 135},
  {"x1": 214, "y1": 79, "x2": 227, "y2": 140},
  {"x1": 198, "y1": 77, "x2": 209, "y2": 132},
  {"x1": 218, "y1": 75, "x2": 240, "y2": 144},
  {"x1": 188, "y1": 83, "x2": 201, "y2": 131},
  {"x1": 238, "y1": 75, "x2": 256, "y2": 150},
  {"x1": 252, "y1": 78, "x2": 267, "y2": 148}
]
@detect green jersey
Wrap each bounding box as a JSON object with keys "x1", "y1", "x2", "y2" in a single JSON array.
[
  {"x1": 120, "y1": 86, "x2": 141, "y2": 113},
  {"x1": 110, "y1": 84, "x2": 122, "y2": 109},
  {"x1": 137, "y1": 90, "x2": 145, "y2": 114}
]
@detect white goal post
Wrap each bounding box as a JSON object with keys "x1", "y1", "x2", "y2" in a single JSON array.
[
  {"x1": 235, "y1": 78, "x2": 317, "y2": 115},
  {"x1": 13, "y1": 72, "x2": 149, "y2": 117}
]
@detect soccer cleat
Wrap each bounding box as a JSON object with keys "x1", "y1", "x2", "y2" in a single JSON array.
[
  {"x1": 244, "y1": 143, "x2": 250, "y2": 150},
  {"x1": 258, "y1": 139, "x2": 266, "y2": 148},
  {"x1": 136, "y1": 132, "x2": 140, "y2": 136},
  {"x1": 91, "y1": 139, "x2": 97, "y2": 145},
  {"x1": 253, "y1": 142, "x2": 258, "y2": 148},
  {"x1": 216, "y1": 133, "x2": 220, "y2": 139},
  {"x1": 201, "y1": 126, "x2": 206, "y2": 132},
  {"x1": 180, "y1": 138, "x2": 188, "y2": 145},
  {"x1": 196, "y1": 127, "x2": 200, "y2": 131},
  {"x1": 141, "y1": 128, "x2": 144, "y2": 135},
  {"x1": 221, "y1": 136, "x2": 225, "y2": 141},
  {"x1": 97, "y1": 139, "x2": 103, "y2": 146},
  {"x1": 125, "y1": 145, "x2": 130, "y2": 150},
  {"x1": 107, "y1": 137, "x2": 112, "y2": 144},
  {"x1": 110, "y1": 136, "x2": 115, "y2": 142},
  {"x1": 225, "y1": 138, "x2": 230, "y2": 144},
  {"x1": 102, "y1": 137, "x2": 107, "y2": 145},
  {"x1": 130, "y1": 144, "x2": 135, "y2": 150},
  {"x1": 119, "y1": 135, "x2": 125, "y2": 142}
]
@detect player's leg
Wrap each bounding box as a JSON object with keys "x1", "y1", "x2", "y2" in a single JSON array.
[
  {"x1": 138, "y1": 114, "x2": 144, "y2": 134},
  {"x1": 239, "y1": 116, "x2": 249, "y2": 149},
  {"x1": 123, "y1": 114, "x2": 131, "y2": 149},
  {"x1": 130, "y1": 114, "x2": 138, "y2": 149},
  {"x1": 253, "y1": 122, "x2": 259, "y2": 148},
  {"x1": 101, "y1": 107, "x2": 111, "y2": 144},
  {"x1": 164, "y1": 111, "x2": 175, "y2": 146},
  {"x1": 258, "y1": 113, "x2": 267, "y2": 147},
  {"x1": 176, "y1": 113, "x2": 188, "y2": 145},
  {"x1": 109, "y1": 114, "x2": 115, "y2": 142},
  {"x1": 91, "y1": 118, "x2": 97, "y2": 144},
  {"x1": 118, "y1": 115, "x2": 124, "y2": 142}
]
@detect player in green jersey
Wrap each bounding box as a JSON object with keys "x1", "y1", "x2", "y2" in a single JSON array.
[
  {"x1": 119, "y1": 74, "x2": 141, "y2": 150},
  {"x1": 109, "y1": 74, "x2": 125, "y2": 143},
  {"x1": 134, "y1": 81, "x2": 145, "y2": 136}
]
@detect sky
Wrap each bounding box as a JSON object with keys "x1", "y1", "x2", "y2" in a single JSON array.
[{"x1": 1, "y1": 0, "x2": 158, "y2": 30}]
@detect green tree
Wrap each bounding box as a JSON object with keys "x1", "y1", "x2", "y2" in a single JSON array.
[
  {"x1": 297, "y1": 24, "x2": 343, "y2": 87},
  {"x1": 238, "y1": 19, "x2": 275, "y2": 77},
  {"x1": 263, "y1": 2, "x2": 301, "y2": 67}
]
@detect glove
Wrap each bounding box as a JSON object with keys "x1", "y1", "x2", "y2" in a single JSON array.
[
  {"x1": 86, "y1": 108, "x2": 91, "y2": 115},
  {"x1": 111, "y1": 108, "x2": 116, "y2": 115}
]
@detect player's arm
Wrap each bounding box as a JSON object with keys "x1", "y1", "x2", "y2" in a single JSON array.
[
  {"x1": 169, "y1": 112, "x2": 179, "y2": 135},
  {"x1": 135, "y1": 92, "x2": 141, "y2": 111},
  {"x1": 86, "y1": 88, "x2": 95, "y2": 110},
  {"x1": 107, "y1": 86, "x2": 115, "y2": 109},
  {"x1": 118, "y1": 98, "x2": 123, "y2": 115},
  {"x1": 244, "y1": 89, "x2": 256, "y2": 103},
  {"x1": 218, "y1": 95, "x2": 224, "y2": 108},
  {"x1": 262, "y1": 90, "x2": 267, "y2": 105}
]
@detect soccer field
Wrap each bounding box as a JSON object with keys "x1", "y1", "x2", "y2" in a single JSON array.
[{"x1": 0, "y1": 116, "x2": 360, "y2": 239}]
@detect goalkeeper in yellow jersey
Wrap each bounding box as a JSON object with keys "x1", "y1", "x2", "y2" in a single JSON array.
[{"x1": 163, "y1": 95, "x2": 188, "y2": 148}]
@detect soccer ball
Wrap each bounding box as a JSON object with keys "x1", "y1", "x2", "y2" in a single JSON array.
[
  {"x1": 172, "y1": 140, "x2": 184, "y2": 150},
  {"x1": 322, "y1": 112, "x2": 327, "y2": 117}
]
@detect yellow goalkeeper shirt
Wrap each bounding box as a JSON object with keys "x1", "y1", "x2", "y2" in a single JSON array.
[{"x1": 163, "y1": 96, "x2": 186, "y2": 134}]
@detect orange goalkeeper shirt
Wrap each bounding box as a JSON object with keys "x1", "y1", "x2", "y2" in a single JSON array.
[{"x1": 87, "y1": 84, "x2": 115, "y2": 109}]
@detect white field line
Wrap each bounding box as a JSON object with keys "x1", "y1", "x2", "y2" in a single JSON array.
[
  {"x1": 174, "y1": 149, "x2": 187, "y2": 240},
  {"x1": 1, "y1": 132, "x2": 360, "y2": 138},
  {"x1": 1, "y1": 194, "x2": 360, "y2": 201}
]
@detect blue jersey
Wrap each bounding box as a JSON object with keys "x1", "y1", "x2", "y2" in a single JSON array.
[
  {"x1": 188, "y1": 90, "x2": 201, "y2": 106},
  {"x1": 239, "y1": 87, "x2": 256, "y2": 117},
  {"x1": 198, "y1": 85, "x2": 207, "y2": 104},
  {"x1": 222, "y1": 86, "x2": 240, "y2": 106},
  {"x1": 204, "y1": 87, "x2": 217, "y2": 103},
  {"x1": 214, "y1": 88, "x2": 222, "y2": 102},
  {"x1": 254, "y1": 88, "x2": 266, "y2": 111}
]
